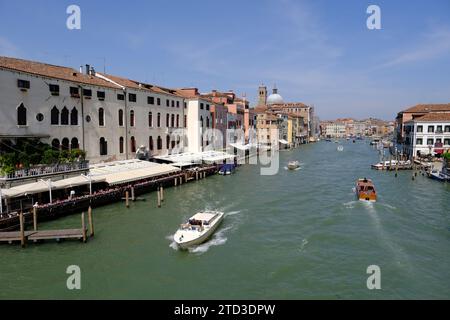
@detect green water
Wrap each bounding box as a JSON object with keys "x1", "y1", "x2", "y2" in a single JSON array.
[{"x1": 1, "y1": 141, "x2": 449, "y2": 299}]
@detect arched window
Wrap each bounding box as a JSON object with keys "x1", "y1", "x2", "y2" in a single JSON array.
[
  {"x1": 100, "y1": 137, "x2": 108, "y2": 155},
  {"x1": 206, "y1": 117, "x2": 210, "y2": 128},
  {"x1": 118, "y1": 109, "x2": 124, "y2": 127},
  {"x1": 157, "y1": 136, "x2": 162, "y2": 150},
  {"x1": 149, "y1": 136, "x2": 154, "y2": 151},
  {"x1": 71, "y1": 137, "x2": 79, "y2": 150},
  {"x1": 148, "y1": 112, "x2": 153, "y2": 127},
  {"x1": 157, "y1": 113, "x2": 161, "y2": 127},
  {"x1": 51, "y1": 106, "x2": 59, "y2": 125},
  {"x1": 99, "y1": 108, "x2": 105, "y2": 126},
  {"x1": 70, "y1": 107, "x2": 78, "y2": 125},
  {"x1": 166, "y1": 135, "x2": 170, "y2": 149},
  {"x1": 176, "y1": 114, "x2": 180, "y2": 128},
  {"x1": 171, "y1": 114, "x2": 175, "y2": 128},
  {"x1": 61, "y1": 107, "x2": 69, "y2": 125},
  {"x1": 130, "y1": 110, "x2": 135, "y2": 127},
  {"x1": 62, "y1": 137, "x2": 70, "y2": 150},
  {"x1": 119, "y1": 137, "x2": 124, "y2": 154},
  {"x1": 200, "y1": 116, "x2": 203, "y2": 128},
  {"x1": 51, "y1": 138, "x2": 60, "y2": 150},
  {"x1": 17, "y1": 103, "x2": 27, "y2": 126},
  {"x1": 131, "y1": 136, "x2": 136, "y2": 152},
  {"x1": 166, "y1": 114, "x2": 170, "y2": 127}
]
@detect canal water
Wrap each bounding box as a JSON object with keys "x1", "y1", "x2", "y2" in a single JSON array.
[{"x1": 1, "y1": 141, "x2": 449, "y2": 299}]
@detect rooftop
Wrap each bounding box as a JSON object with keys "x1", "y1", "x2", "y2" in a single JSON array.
[
  {"x1": 402, "y1": 103, "x2": 450, "y2": 114},
  {"x1": 407, "y1": 113, "x2": 450, "y2": 122},
  {"x1": 0, "y1": 56, "x2": 118, "y2": 89}
]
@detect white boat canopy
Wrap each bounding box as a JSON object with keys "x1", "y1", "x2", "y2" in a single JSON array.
[
  {"x1": 154, "y1": 151, "x2": 235, "y2": 165},
  {"x1": 279, "y1": 139, "x2": 289, "y2": 145}
]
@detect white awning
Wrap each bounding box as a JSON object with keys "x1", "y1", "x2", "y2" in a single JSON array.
[
  {"x1": 51, "y1": 175, "x2": 106, "y2": 189},
  {"x1": 103, "y1": 164, "x2": 180, "y2": 186},
  {"x1": 154, "y1": 151, "x2": 235, "y2": 164},
  {"x1": 1, "y1": 180, "x2": 51, "y2": 198},
  {"x1": 1, "y1": 160, "x2": 180, "y2": 198},
  {"x1": 279, "y1": 139, "x2": 289, "y2": 144}
]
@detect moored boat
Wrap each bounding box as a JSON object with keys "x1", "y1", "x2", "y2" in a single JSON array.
[
  {"x1": 355, "y1": 178, "x2": 377, "y2": 202},
  {"x1": 428, "y1": 170, "x2": 450, "y2": 182},
  {"x1": 218, "y1": 164, "x2": 235, "y2": 175},
  {"x1": 173, "y1": 211, "x2": 224, "y2": 249}
]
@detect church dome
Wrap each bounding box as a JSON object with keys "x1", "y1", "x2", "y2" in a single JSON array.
[
  {"x1": 267, "y1": 93, "x2": 284, "y2": 105},
  {"x1": 266, "y1": 85, "x2": 284, "y2": 105}
]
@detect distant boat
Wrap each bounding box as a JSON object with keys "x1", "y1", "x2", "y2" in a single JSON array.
[
  {"x1": 173, "y1": 211, "x2": 225, "y2": 249},
  {"x1": 355, "y1": 178, "x2": 377, "y2": 202},
  {"x1": 218, "y1": 164, "x2": 235, "y2": 175},
  {"x1": 428, "y1": 170, "x2": 450, "y2": 182},
  {"x1": 371, "y1": 160, "x2": 411, "y2": 170},
  {"x1": 287, "y1": 160, "x2": 300, "y2": 170}
]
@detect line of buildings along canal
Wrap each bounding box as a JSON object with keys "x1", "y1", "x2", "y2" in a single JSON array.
[{"x1": 1, "y1": 140, "x2": 449, "y2": 299}]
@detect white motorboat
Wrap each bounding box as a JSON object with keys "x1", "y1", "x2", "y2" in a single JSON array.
[
  {"x1": 371, "y1": 160, "x2": 410, "y2": 170},
  {"x1": 287, "y1": 160, "x2": 300, "y2": 170},
  {"x1": 174, "y1": 211, "x2": 224, "y2": 249}
]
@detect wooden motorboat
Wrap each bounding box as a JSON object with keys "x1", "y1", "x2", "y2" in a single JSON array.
[{"x1": 355, "y1": 178, "x2": 377, "y2": 202}]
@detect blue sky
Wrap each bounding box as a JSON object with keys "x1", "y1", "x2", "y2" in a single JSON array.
[{"x1": 1, "y1": 0, "x2": 449, "y2": 120}]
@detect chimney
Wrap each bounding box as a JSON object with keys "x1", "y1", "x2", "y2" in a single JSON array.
[
  {"x1": 85, "y1": 64, "x2": 90, "y2": 75},
  {"x1": 79, "y1": 66, "x2": 83, "y2": 73},
  {"x1": 90, "y1": 67, "x2": 96, "y2": 76}
]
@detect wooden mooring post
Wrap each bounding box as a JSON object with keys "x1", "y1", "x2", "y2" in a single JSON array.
[
  {"x1": 88, "y1": 206, "x2": 94, "y2": 237},
  {"x1": 33, "y1": 206, "x2": 37, "y2": 231},
  {"x1": 157, "y1": 187, "x2": 161, "y2": 208},
  {"x1": 19, "y1": 211, "x2": 25, "y2": 248},
  {"x1": 174, "y1": 177, "x2": 178, "y2": 186},
  {"x1": 131, "y1": 187, "x2": 135, "y2": 201},
  {"x1": 161, "y1": 186, "x2": 164, "y2": 202},
  {"x1": 81, "y1": 212, "x2": 87, "y2": 243},
  {"x1": 125, "y1": 191, "x2": 130, "y2": 208}
]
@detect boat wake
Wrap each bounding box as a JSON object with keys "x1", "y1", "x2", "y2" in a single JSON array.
[
  {"x1": 362, "y1": 201, "x2": 412, "y2": 271},
  {"x1": 298, "y1": 238, "x2": 308, "y2": 252},
  {"x1": 343, "y1": 200, "x2": 358, "y2": 209},
  {"x1": 284, "y1": 166, "x2": 302, "y2": 171},
  {"x1": 167, "y1": 235, "x2": 179, "y2": 251},
  {"x1": 188, "y1": 226, "x2": 232, "y2": 254},
  {"x1": 224, "y1": 210, "x2": 241, "y2": 217}
]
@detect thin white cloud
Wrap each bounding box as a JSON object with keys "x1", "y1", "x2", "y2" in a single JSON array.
[{"x1": 380, "y1": 27, "x2": 450, "y2": 68}]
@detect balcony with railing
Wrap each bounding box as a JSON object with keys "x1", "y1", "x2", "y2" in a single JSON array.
[{"x1": 0, "y1": 161, "x2": 89, "y2": 182}]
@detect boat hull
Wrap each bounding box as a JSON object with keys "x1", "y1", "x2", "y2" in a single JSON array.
[
  {"x1": 355, "y1": 179, "x2": 377, "y2": 202},
  {"x1": 174, "y1": 213, "x2": 224, "y2": 249}
]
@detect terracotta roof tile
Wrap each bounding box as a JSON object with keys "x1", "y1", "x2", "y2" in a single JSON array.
[
  {"x1": 410, "y1": 113, "x2": 450, "y2": 122},
  {"x1": 402, "y1": 104, "x2": 450, "y2": 113},
  {"x1": 0, "y1": 56, "x2": 119, "y2": 89}
]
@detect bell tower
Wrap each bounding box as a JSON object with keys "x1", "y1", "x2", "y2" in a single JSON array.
[{"x1": 258, "y1": 84, "x2": 267, "y2": 106}]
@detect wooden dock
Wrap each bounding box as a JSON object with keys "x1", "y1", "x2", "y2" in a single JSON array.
[{"x1": 0, "y1": 209, "x2": 92, "y2": 247}]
